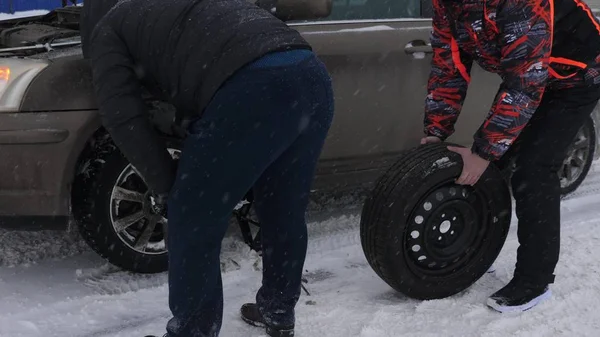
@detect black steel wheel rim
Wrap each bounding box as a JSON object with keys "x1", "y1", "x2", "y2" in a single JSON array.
[{"x1": 404, "y1": 182, "x2": 490, "y2": 277}]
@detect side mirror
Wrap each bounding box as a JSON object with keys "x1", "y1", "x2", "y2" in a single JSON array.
[{"x1": 256, "y1": 0, "x2": 332, "y2": 21}]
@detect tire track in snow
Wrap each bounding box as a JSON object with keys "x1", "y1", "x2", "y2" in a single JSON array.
[
  {"x1": 70, "y1": 203, "x2": 600, "y2": 337},
  {"x1": 22, "y1": 229, "x2": 366, "y2": 337},
  {"x1": 75, "y1": 213, "x2": 361, "y2": 296}
]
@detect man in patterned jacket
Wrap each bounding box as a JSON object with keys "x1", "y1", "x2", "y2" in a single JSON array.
[{"x1": 421, "y1": 0, "x2": 600, "y2": 312}]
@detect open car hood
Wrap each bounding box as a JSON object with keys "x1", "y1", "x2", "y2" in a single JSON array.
[{"x1": 0, "y1": 6, "x2": 82, "y2": 58}]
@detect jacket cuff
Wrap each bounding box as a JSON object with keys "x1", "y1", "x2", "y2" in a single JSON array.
[
  {"x1": 470, "y1": 142, "x2": 499, "y2": 162},
  {"x1": 425, "y1": 126, "x2": 450, "y2": 141}
]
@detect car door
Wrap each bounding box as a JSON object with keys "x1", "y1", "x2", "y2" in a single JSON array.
[{"x1": 292, "y1": 0, "x2": 435, "y2": 166}]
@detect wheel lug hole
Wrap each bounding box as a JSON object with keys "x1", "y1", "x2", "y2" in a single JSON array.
[
  {"x1": 423, "y1": 202, "x2": 432, "y2": 211},
  {"x1": 415, "y1": 215, "x2": 424, "y2": 224}
]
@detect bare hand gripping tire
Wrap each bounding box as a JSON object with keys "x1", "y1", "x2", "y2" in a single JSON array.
[{"x1": 360, "y1": 143, "x2": 512, "y2": 300}]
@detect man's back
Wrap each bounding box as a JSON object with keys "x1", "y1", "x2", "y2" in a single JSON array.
[{"x1": 89, "y1": 0, "x2": 310, "y2": 116}]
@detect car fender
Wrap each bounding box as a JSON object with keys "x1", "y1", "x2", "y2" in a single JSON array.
[{"x1": 20, "y1": 55, "x2": 98, "y2": 112}]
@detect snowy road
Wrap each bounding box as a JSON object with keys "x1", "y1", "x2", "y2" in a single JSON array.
[{"x1": 2, "y1": 166, "x2": 600, "y2": 337}]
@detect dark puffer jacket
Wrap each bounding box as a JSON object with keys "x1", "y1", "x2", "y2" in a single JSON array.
[
  {"x1": 83, "y1": 0, "x2": 311, "y2": 195},
  {"x1": 424, "y1": 0, "x2": 600, "y2": 161}
]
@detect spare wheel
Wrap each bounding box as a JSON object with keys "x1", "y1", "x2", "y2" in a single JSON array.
[{"x1": 360, "y1": 142, "x2": 512, "y2": 300}]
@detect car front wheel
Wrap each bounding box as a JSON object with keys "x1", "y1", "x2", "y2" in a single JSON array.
[{"x1": 73, "y1": 134, "x2": 180, "y2": 274}]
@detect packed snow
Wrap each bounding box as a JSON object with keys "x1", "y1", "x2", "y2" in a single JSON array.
[{"x1": 2, "y1": 164, "x2": 600, "y2": 337}]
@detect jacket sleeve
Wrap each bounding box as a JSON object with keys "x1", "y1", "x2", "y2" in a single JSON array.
[
  {"x1": 424, "y1": 0, "x2": 473, "y2": 140},
  {"x1": 90, "y1": 24, "x2": 176, "y2": 195},
  {"x1": 470, "y1": 0, "x2": 552, "y2": 161}
]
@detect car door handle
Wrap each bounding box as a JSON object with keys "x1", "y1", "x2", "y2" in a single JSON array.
[{"x1": 405, "y1": 40, "x2": 433, "y2": 56}]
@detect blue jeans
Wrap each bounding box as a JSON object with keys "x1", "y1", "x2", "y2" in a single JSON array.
[{"x1": 165, "y1": 49, "x2": 334, "y2": 337}]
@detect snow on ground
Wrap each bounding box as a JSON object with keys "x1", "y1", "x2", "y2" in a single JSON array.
[
  {"x1": 0, "y1": 10, "x2": 49, "y2": 21},
  {"x1": 2, "y1": 165, "x2": 600, "y2": 337}
]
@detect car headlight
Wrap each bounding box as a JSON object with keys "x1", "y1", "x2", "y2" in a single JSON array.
[{"x1": 0, "y1": 58, "x2": 49, "y2": 112}]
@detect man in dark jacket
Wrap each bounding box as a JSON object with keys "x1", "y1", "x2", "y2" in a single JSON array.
[
  {"x1": 421, "y1": 0, "x2": 600, "y2": 313},
  {"x1": 82, "y1": 0, "x2": 334, "y2": 336}
]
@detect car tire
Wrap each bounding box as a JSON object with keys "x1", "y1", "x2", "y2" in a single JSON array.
[
  {"x1": 73, "y1": 134, "x2": 181, "y2": 274},
  {"x1": 559, "y1": 115, "x2": 596, "y2": 197},
  {"x1": 360, "y1": 143, "x2": 512, "y2": 300}
]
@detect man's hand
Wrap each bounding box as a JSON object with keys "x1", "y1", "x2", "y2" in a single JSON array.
[
  {"x1": 149, "y1": 193, "x2": 169, "y2": 246},
  {"x1": 447, "y1": 146, "x2": 490, "y2": 186},
  {"x1": 150, "y1": 193, "x2": 168, "y2": 219},
  {"x1": 421, "y1": 136, "x2": 442, "y2": 145}
]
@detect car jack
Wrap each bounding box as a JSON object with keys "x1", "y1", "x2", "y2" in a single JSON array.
[{"x1": 233, "y1": 196, "x2": 262, "y2": 253}]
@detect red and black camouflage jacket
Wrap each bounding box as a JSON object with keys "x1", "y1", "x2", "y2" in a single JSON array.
[{"x1": 424, "y1": 0, "x2": 600, "y2": 161}]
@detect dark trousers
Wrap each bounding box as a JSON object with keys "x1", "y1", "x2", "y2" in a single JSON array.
[
  {"x1": 165, "y1": 50, "x2": 334, "y2": 337},
  {"x1": 495, "y1": 84, "x2": 600, "y2": 286}
]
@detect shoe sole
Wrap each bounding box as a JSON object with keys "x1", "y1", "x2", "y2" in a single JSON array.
[
  {"x1": 241, "y1": 315, "x2": 266, "y2": 328},
  {"x1": 241, "y1": 315, "x2": 294, "y2": 337},
  {"x1": 266, "y1": 326, "x2": 295, "y2": 337},
  {"x1": 486, "y1": 289, "x2": 552, "y2": 313}
]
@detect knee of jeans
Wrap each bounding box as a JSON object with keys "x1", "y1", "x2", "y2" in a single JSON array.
[
  {"x1": 167, "y1": 197, "x2": 231, "y2": 236},
  {"x1": 168, "y1": 186, "x2": 227, "y2": 218}
]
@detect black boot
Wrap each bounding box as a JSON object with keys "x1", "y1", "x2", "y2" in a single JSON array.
[
  {"x1": 240, "y1": 303, "x2": 295, "y2": 337},
  {"x1": 487, "y1": 277, "x2": 551, "y2": 313}
]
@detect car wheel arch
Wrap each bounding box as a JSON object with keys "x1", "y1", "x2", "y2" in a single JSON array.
[{"x1": 68, "y1": 103, "x2": 182, "y2": 219}]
